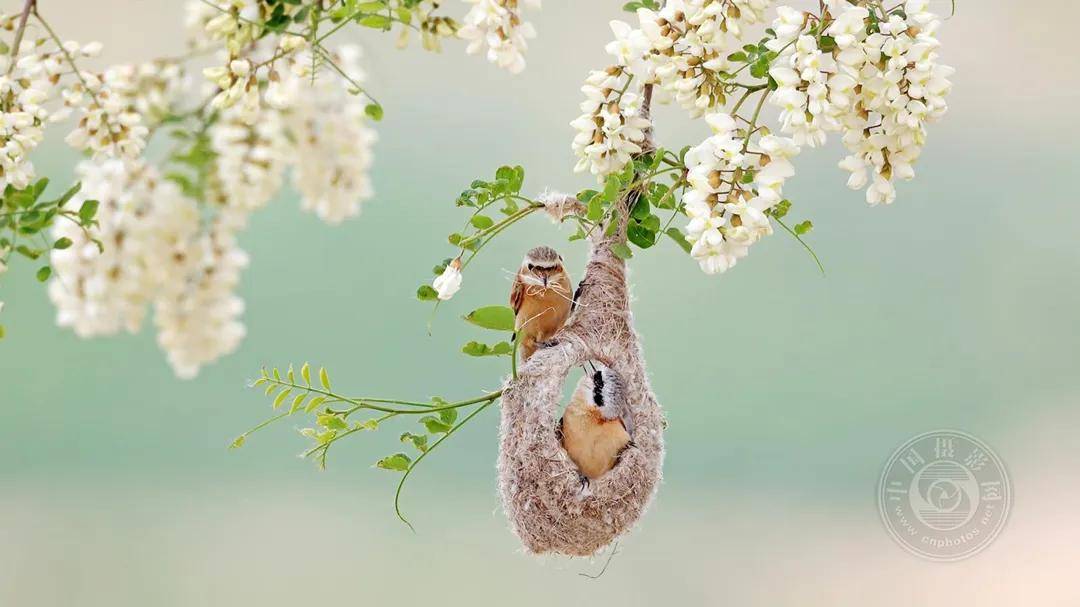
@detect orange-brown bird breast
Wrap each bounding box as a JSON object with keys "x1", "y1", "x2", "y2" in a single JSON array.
[
  {"x1": 560, "y1": 382, "x2": 631, "y2": 480},
  {"x1": 512, "y1": 272, "x2": 572, "y2": 360}
]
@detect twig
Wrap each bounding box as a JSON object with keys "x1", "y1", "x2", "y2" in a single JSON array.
[
  {"x1": 5, "y1": 0, "x2": 36, "y2": 77},
  {"x1": 579, "y1": 541, "x2": 620, "y2": 579}
]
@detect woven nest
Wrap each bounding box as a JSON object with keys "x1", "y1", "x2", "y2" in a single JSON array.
[{"x1": 497, "y1": 191, "x2": 666, "y2": 557}]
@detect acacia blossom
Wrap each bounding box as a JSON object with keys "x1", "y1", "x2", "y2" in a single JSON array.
[
  {"x1": 635, "y1": 0, "x2": 774, "y2": 117},
  {"x1": 570, "y1": 67, "x2": 651, "y2": 180},
  {"x1": 682, "y1": 113, "x2": 798, "y2": 274},
  {"x1": 458, "y1": 0, "x2": 540, "y2": 74},
  {"x1": 573, "y1": 0, "x2": 953, "y2": 276}
]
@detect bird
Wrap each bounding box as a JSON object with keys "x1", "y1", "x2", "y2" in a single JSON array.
[
  {"x1": 558, "y1": 363, "x2": 635, "y2": 482},
  {"x1": 510, "y1": 245, "x2": 573, "y2": 362}
]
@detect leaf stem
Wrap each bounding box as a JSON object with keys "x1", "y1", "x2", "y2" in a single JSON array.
[
  {"x1": 773, "y1": 216, "x2": 825, "y2": 275},
  {"x1": 394, "y1": 396, "x2": 498, "y2": 530}
]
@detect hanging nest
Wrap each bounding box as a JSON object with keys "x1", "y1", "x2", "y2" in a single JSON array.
[{"x1": 497, "y1": 186, "x2": 667, "y2": 556}]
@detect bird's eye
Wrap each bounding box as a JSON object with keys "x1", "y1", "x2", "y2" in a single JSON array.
[{"x1": 527, "y1": 264, "x2": 536, "y2": 271}]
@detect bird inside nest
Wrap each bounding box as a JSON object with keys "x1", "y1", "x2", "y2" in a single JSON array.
[
  {"x1": 510, "y1": 245, "x2": 574, "y2": 362},
  {"x1": 556, "y1": 363, "x2": 636, "y2": 491}
]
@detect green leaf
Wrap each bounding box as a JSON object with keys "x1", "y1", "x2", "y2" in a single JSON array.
[
  {"x1": 305, "y1": 396, "x2": 327, "y2": 413},
  {"x1": 611, "y1": 242, "x2": 634, "y2": 260},
  {"x1": 769, "y1": 199, "x2": 791, "y2": 219},
  {"x1": 290, "y1": 393, "x2": 307, "y2": 413},
  {"x1": 417, "y1": 285, "x2": 438, "y2": 301},
  {"x1": 301, "y1": 362, "x2": 311, "y2": 386},
  {"x1": 273, "y1": 388, "x2": 292, "y2": 409},
  {"x1": 602, "y1": 174, "x2": 621, "y2": 202},
  {"x1": 419, "y1": 415, "x2": 452, "y2": 434},
  {"x1": 15, "y1": 245, "x2": 41, "y2": 260},
  {"x1": 319, "y1": 367, "x2": 331, "y2": 390},
  {"x1": 364, "y1": 103, "x2": 384, "y2": 121},
  {"x1": 470, "y1": 214, "x2": 494, "y2": 229},
  {"x1": 35, "y1": 266, "x2": 51, "y2": 282},
  {"x1": 230, "y1": 435, "x2": 246, "y2": 449},
  {"x1": 78, "y1": 199, "x2": 99, "y2": 225},
  {"x1": 463, "y1": 306, "x2": 515, "y2": 331},
  {"x1": 400, "y1": 432, "x2": 429, "y2": 453},
  {"x1": 52, "y1": 237, "x2": 73, "y2": 250},
  {"x1": 627, "y1": 223, "x2": 656, "y2": 249},
  {"x1": 376, "y1": 453, "x2": 412, "y2": 472},
  {"x1": 462, "y1": 340, "x2": 513, "y2": 357},
  {"x1": 665, "y1": 228, "x2": 692, "y2": 254},
  {"x1": 317, "y1": 412, "x2": 348, "y2": 431},
  {"x1": 51, "y1": 182, "x2": 82, "y2": 208},
  {"x1": 794, "y1": 220, "x2": 813, "y2": 235},
  {"x1": 356, "y1": 14, "x2": 392, "y2": 28},
  {"x1": 438, "y1": 407, "x2": 457, "y2": 426},
  {"x1": 0, "y1": 324, "x2": 5, "y2": 340}
]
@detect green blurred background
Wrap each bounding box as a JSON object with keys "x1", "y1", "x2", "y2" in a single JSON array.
[{"x1": 2, "y1": 1, "x2": 1078, "y2": 605}]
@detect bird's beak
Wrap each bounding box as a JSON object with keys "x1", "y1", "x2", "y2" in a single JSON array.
[{"x1": 542, "y1": 276, "x2": 548, "y2": 287}]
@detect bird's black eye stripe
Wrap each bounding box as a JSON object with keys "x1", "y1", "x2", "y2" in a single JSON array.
[{"x1": 592, "y1": 370, "x2": 605, "y2": 406}]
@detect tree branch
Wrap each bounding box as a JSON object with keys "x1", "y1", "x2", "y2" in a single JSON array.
[{"x1": 5, "y1": 0, "x2": 37, "y2": 76}]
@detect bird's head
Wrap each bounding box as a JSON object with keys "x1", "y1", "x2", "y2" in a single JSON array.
[
  {"x1": 520, "y1": 246, "x2": 566, "y2": 288},
  {"x1": 590, "y1": 362, "x2": 633, "y2": 435}
]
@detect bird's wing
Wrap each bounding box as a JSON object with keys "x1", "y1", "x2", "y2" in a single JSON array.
[
  {"x1": 510, "y1": 276, "x2": 525, "y2": 318},
  {"x1": 571, "y1": 279, "x2": 585, "y2": 313}
]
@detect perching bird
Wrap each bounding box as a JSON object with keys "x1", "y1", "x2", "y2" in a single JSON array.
[
  {"x1": 510, "y1": 246, "x2": 573, "y2": 361},
  {"x1": 559, "y1": 364, "x2": 635, "y2": 481}
]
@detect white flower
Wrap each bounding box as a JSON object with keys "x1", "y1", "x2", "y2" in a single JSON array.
[
  {"x1": 458, "y1": 0, "x2": 539, "y2": 74},
  {"x1": 605, "y1": 20, "x2": 650, "y2": 79},
  {"x1": 571, "y1": 68, "x2": 651, "y2": 179},
  {"x1": 433, "y1": 259, "x2": 463, "y2": 300},
  {"x1": 153, "y1": 226, "x2": 249, "y2": 379},
  {"x1": 207, "y1": 102, "x2": 289, "y2": 227},
  {"x1": 48, "y1": 159, "x2": 197, "y2": 338},
  {"x1": 282, "y1": 47, "x2": 378, "y2": 224},
  {"x1": 635, "y1": 0, "x2": 769, "y2": 117}
]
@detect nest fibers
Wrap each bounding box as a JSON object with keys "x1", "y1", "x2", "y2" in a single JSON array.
[{"x1": 497, "y1": 192, "x2": 666, "y2": 557}]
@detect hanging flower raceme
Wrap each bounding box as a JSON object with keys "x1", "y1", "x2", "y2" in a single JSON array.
[
  {"x1": 635, "y1": 0, "x2": 772, "y2": 117},
  {"x1": 567, "y1": 0, "x2": 953, "y2": 277},
  {"x1": 48, "y1": 159, "x2": 199, "y2": 337},
  {"x1": 682, "y1": 113, "x2": 799, "y2": 274},
  {"x1": 153, "y1": 226, "x2": 249, "y2": 379},
  {"x1": 0, "y1": 53, "x2": 50, "y2": 190},
  {"x1": 207, "y1": 102, "x2": 290, "y2": 228},
  {"x1": 279, "y1": 47, "x2": 378, "y2": 225},
  {"x1": 832, "y1": 0, "x2": 953, "y2": 205},
  {"x1": 571, "y1": 67, "x2": 651, "y2": 180},
  {"x1": 458, "y1": 0, "x2": 540, "y2": 74}
]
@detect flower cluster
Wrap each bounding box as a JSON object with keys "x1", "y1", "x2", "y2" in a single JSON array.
[
  {"x1": 834, "y1": 0, "x2": 953, "y2": 204},
  {"x1": 458, "y1": 0, "x2": 540, "y2": 74},
  {"x1": 104, "y1": 61, "x2": 187, "y2": 128},
  {"x1": 48, "y1": 159, "x2": 249, "y2": 378},
  {"x1": 633, "y1": 0, "x2": 773, "y2": 116},
  {"x1": 767, "y1": 0, "x2": 953, "y2": 204},
  {"x1": 569, "y1": 0, "x2": 952, "y2": 275},
  {"x1": 683, "y1": 113, "x2": 797, "y2": 274},
  {"x1": 153, "y1": 227, "x2": 249, "y2": 379},
  {"x1": 34, "y1": 4, "x2": 380, "y2": 376},
  {"x1": 0, "y1": 52, "x2": 50, "y2": 190},
  {"x1": 278, "y1": 47, "x2": 378, "y2": 224},
  {"x1": 570, "y1": 67, "x2": 652, "y2": 179},
  {"x1": 0, "y1": 27, "x2": 144, "y2": 190}
]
